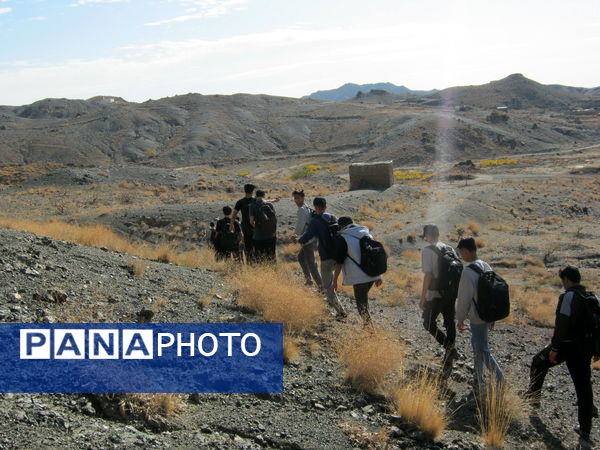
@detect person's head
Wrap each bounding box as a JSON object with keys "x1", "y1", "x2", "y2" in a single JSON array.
[
  {"x1": 243, "y1": 183, "x2": 255, "y2": 196},
  {"x1": 457, "y1": 237, "x2": 477, "y2": 262},
  {"x1": 222, "y1": 206, "x2": 232, "y2": 217},
  {"x1": 421, "y1": 224, "x2": 440, "y2": 243},
  {"x1": 313, "y1": 197, "x2": 327, "y2": 214},
  {"x1": 292, "y1": 189, "x2": 305, "y2": 207},
  {"x1": 558, "y1": 265, "x2": 581, "y2": 289},
  {"x1": 338, "y1": 216, "x2": 353, "y2": 230},
  {"x1": 255, "y1": 189, "x2": 265, "y2": 199}
]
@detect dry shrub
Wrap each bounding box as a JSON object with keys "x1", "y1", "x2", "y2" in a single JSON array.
[
  {"x1": 381, "y1": 269, "x2": 422, "y2": 305},
  {"x1": 361, "y1": 220, "x2": 376, "y2": 231},
  {"x1": 490, "y1": 224, "x2": 513, "y2": 232},
  {"x1": 523, "y1": 256, "x2": 544, "y2": 267},
  {"x1": 336, "y1": 326, "x2": 404, "y2": 394},
  {"x1": 339, "y1": 423, "x2": 391, "y2": 449},
  {"x1": 464, "y1": 221, "x2": 481, "y2": 235},
  {"x1": 388, "y1": 369, "x2": 447, "y2": 440},
  {"x1": 197, "y1": 296, "x2": 212, "y2": 308},
  {"x1": 0, "y1": 218, "x2": 229, "y2": 271},
  {"x1": 233, "y1": 265, "x2": 326, "y2": 334},
  {"x1": 118, "y1": 393, "x2": 182, "y2": 426},
  {"x1": 478, "y1": 379, "x2": 526, "y2": 449},
  {"x1": 283, "y1": 336, "x2": 301, "y2": 363},
  {"x1": 126, "y1": 258, "x2": 146, "y2": 278},
  {"x1": 475, "y1": 237, "x2": 486, "y2": 249},
  {"x1": 511, "y1": 287, "x2": 555, "y2": 326},
  {"x1": 403, "y1": 250, "x2": 420, "y2": 260},
  {"x1": 281, "y1": 242, "x2": 301, "y2": 261}
]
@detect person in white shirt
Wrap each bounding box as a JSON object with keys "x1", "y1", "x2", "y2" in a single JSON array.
[
  {"x1": 456, "y1": 237, "x2": 504, "y2": 392},
  {"x1": 291, "y1": 190, "x2": 322, "y2": 288}
]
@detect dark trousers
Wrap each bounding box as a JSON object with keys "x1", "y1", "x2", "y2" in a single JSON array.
[
  {"x1": 422, "y1": 297, "x2": 456, "y2": 350},
  {"x1": 528, "y1": 344, "x2": 593, "y2": 434},
  {"x1": 353, "y1": 281, "x2": 374, "y2": 323},
  {"x1": 242, "y1": 226, "x2": 254, "y2": 263},
  {"x1": 253, "y1": 237, "x2": 276, "y2": 263}
]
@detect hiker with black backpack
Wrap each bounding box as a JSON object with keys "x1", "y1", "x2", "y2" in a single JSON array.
[
  {"x1": 455, "y1": 237, "x2": 505, "y2": 393},
  {"x1": 249, "y1": 190, "x2": 277, "y2": 263},
  {"x1": 214, "y1": 206, "x2": 243, "y2": 262},
  {"x1": 332, "y1": 217, "x2": 386, "y2": 324},
  {"x1": 231, "y1": 184, "x2": 257, "y2": 263},
  {"x1": 525, "y1": 265, "x2": 599, "y2": 445},
  {"x1": 297, "y1": 197, "x2": 347, "y2": 319},
  {"x1": 419, "y1": 224, "x2": 462, "y2": 363},
  {"x1": 292, "y1": 189, "x2": 323, "y2": 288}
]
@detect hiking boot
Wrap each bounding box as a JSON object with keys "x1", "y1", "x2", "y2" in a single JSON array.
[
  {"x1": 443, "y1": 347, "x2": 459, "y2": 363},
  {"x1": 334, "y1": 311, "x2": 348, "y2": 321}
]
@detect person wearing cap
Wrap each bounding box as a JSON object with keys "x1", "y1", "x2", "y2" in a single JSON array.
[
  {"x1": 525, "y1": 265, "x2": 598, "y2": 445},
  {"x1": 419, "y1": 224, "x2": 459, "y2": 360},
  {"x1": 332, "y1": 217, "x2": 383, "y2": 324},
  {"x1": 455, "y1": 236, "x2": 504, "y2": 395}
]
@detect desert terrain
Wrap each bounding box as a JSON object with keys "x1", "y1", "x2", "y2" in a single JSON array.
[{"x1": 0, "y1": 75, "x2": 599, "y2": 449}]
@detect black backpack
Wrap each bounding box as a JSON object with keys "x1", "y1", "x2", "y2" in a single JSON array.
[
  {"x1": 469, "y1": 264, "x2": 510, "y2": 322},
  {"x1": 428, "y1": 245, "x2": 463, "y2": 301},
  {"x1": 219, "y1": 220, "x2": 240, "y2": 251},
  {"x1": 347, "y1": 235, "x2": 388, "y2": 277},
  {"x1": 255, "y1": 202, "x2": 277, "y2": 235},
  {"x1": 317, "y1": 214, "x2": 339, "y2": 246},
  {"x1": 574, "y1": 290, "x2": 600, "y2": 357}
]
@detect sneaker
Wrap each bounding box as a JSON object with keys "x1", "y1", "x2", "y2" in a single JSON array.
[
  {"x1": 334, "y1": 311, "x2": 348, "y2": 321},
  {"x1": 574, "y1": 425, "x2": 593, "y2": 446}
]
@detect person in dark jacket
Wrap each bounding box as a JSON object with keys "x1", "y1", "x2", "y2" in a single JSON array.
[
  {"x1": 214, "y1": 206, "x2": 242, "y2": 262},
  {"x1": 525, "y1": 265, "x2": 599, "y2": 445},
  {"x1": 296, "y1": 197, "x2": 347, "y2": 318}
]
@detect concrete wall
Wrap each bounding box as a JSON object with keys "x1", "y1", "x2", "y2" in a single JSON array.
[{"x1": 349, "y1": 161, "x2": 394, "y2": 190}]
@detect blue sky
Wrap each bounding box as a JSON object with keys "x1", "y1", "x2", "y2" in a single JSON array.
[{"x1": 0, "y1": 0, "x2": 599, "y2": 105}]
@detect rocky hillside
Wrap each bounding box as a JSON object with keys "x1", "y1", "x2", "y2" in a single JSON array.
[{"x1": 0, "y1": 75, "x2": 599, "y2": 168}]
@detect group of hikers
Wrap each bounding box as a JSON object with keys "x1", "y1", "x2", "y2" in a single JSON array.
[{"x1": 209, "y1": 183, "x2": 599, "y2": 445}]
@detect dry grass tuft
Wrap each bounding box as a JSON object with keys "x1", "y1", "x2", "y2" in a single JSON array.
[
  {"x1": 361, "y1": 220, "x2": 376, "y2": 231},
  {"x1": 233, "y1": 265, "x2": 326, "y2": 334},
  {"x1": 475, "y1": 237, "x2": 486, "y2": 249},
  {"x1": 283, "y1": 336, "x2": 301, "y2": 363},
  {"x1": 403, "y1": 250, "x2": 420, "y2": 260},
  {"x1": 339, "y1": 423, "x2": 391, "y2": 449},
  {"x1": 93, "y1": 393, "x2": 183, "y2": 428},
  {"x1": 126, "y1": 258, "x2": 146, "y2": 278},
  {"x1": 511, "y1": 287, "x2": 555, "y2": 326},
  {"x1": 490, "y1": 224, "x2": 513, "y2": 232},
  {"x1": 388, "y1": 369, "x2": 448, "y2": 440},
  {"x1": 380, "y1": 269, "x2": 422, "y2": 305},
  {"x1": 478, "y1": 379, "x2": 527, "y2": 449},
  {"x1": 336, "y1": 326, "x2": 404, "y2": 394},
  {"x1": 464, "y1": 221, "x2": 481, "y2": 235}
]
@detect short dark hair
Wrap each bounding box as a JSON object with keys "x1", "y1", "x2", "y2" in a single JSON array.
[
  {"x1": 422, "y1": 224, "x2": 439, "y2": 239},
  {"x1": 223, "y1": 206, "x2": 232, "y2": 216},
  {"x1": 457, "y1": 237, "x2": 477, "y2": 252},
  {"x1": 255, "y1": 189, "x2": 265, "y2": 198},
  {"x1": 244, "y1": 184, "x2": 255, "y2": 194},
  {"x1": 559, "y1": 265, "x2": 581, "y2": 284},
  {"x1": 338, "y1": 216, "x2": 353, "y2": 229},
  {"x1": 292, "y1": 189, "x2": 305, "y2": 197},
  {"x1": 313, "y1": 197, "x2": 326, "y2": 208}
]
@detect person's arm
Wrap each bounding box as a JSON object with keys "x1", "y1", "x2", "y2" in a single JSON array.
[
  {"x1": 333, "y1": 264, "x2": 343, "y2": 292},
  {"x1": 298, "y1": 218, "x2": 317, "y2": 245},
  {"x1": 419, "y1": 248, "x2": 433, "y2": 311},
  {"x1": 249, "y1": 204, "x2": 256, "y2": 228},
  {"x1": 550, "y1": 292, "x2": 573, "y2": 361},
  {"x1": 230, "y1": 201, "x2": 241, "y2": 232},
  {"x1": 455, "y1": 270, "x2": 473, "y2": 329}
]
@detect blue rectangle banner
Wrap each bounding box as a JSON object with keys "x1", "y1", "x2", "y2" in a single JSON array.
[{"x1": 0, "y1": 323, "x2": 283, "y2": 393}]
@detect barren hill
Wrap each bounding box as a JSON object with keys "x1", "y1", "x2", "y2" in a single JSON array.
[
  {"x1": 0, "y1": 75, "x2": 599, "y2": 168},
  {"x1": 304, "y1": 82, "x2": 436, "y2": 101}
]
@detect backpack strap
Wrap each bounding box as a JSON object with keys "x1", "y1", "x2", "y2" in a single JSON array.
[{"x1": 468, "y1": 263, "x2": 483, "y2": 312}]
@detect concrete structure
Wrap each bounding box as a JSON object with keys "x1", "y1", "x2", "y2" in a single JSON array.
[{"x1": 349, "y1": 161, "x2": 394, "y2": 190}]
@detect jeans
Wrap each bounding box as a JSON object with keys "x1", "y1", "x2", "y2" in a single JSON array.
[
  {"x1": 353, "y1": 281, "x2": 374, "y2": 323},
  {"x1": 253, "y1": 237, "x2": 276, "y2": 263},
  {"x1": 298, "y1": 242, "x2": 322, "y2": 287},
  {"x1": 422, "y1": 297, "x2": 456, "y2": 350},
  {"x1": 470, "y1": 322, "x2": 504, "y2": 387},
  {"x1": 528, "y1": 344, "x2": 593, "y2": 434},
  {"x1": 320, "y1": 259, "x2": 347, "y2": 315}
]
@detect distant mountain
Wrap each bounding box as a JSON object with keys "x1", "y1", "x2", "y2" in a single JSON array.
[
  {"x1": 304, "y1": 82, "x2": 436, "y2": 102},
  {"x1": 429, "y1": 73, "x2": 595, "y2": 109}
]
